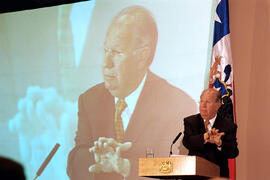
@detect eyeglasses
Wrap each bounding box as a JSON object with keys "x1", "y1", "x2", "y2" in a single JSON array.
[
  {"x1": 104, "y1": 47, "x2": 124, "y2": 57},
  {"x1": 104, "y1": 46, "x2": 147, "y2": 57}
]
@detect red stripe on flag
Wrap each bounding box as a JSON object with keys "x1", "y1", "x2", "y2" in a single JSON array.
[
  {"x1": 229, "y1": 158, "x2": 236, "y2": 180},
  {"x1": 229, "y1": 81, "x2": 237, "y2": 180}
]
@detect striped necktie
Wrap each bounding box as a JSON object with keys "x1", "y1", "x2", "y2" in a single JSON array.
[
  {"x1": 205, "y1": 120, "x2": 210, "y2": 131},
  {"x1": 114, "y1": 98, "x2": 127, "y2": 142}
]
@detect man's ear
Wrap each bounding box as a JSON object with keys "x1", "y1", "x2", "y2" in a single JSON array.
[
  {"x1": 217, "y1": 102, "x2": 222, "y2": 110},
  {"x1": 135, "y1": 46, "x2": 151, "y2": 70}
]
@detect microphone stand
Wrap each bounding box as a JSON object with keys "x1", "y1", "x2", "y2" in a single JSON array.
[
  {"x1": 169, "y1": 132, "x2": 182, "y2": 180},
  {"x1": 169, "y1": 132, "x2": 182, "y2": 156},
  {"x1": 33, "y1": 143, "x2": 60, "y2": 180}
]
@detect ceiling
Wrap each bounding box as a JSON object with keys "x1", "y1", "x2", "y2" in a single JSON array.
[{"x1": 0, "y1": 0, "x2": 88, "y2": 14}]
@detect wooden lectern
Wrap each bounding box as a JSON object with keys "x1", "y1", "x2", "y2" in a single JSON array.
[{"x1": 138, "y1": 155, "x2": 219, "y2": 179}]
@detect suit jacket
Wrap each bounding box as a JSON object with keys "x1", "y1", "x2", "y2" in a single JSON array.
[
  {"x1": 67, "y1": 71, "x2": 197, "y2": 180},
  {"x1": 182, "y1": 113, "x2": 239, "y2": 177}
]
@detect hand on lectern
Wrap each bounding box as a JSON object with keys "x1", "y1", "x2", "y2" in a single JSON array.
[{"x1": 89, "y1": 137, "x2": 132, "y2": 178}]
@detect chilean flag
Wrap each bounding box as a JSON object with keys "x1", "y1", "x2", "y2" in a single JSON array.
[{"x1": 209, "y1": 0, "x2": 237, "y2": 179}]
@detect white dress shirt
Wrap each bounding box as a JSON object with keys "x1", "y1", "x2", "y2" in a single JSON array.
[
  {"x1": 115, "y1": 73, "x2": 147, "y2": 131},
  {"x1": 204, "y1": 115, "x2": 217, "y2": 130}
]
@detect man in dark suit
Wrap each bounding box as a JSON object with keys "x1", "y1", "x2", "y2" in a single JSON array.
[
  {"x1": 67, "y1": 5, "x2": 197, "y2": 180},
  {"x1": 183, "y1": 88, "x2": 239, "y2": 178}
]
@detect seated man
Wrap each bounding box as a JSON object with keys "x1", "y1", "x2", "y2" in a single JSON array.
[{"x1": 183, "y1": 88, "x2": 239, "y2": 178}]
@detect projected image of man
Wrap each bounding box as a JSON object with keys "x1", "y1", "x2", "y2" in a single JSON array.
[{"x1": 67, "y1": 5, "x2": 197, "y2": 180}]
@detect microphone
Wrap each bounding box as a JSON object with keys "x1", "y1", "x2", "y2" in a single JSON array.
[
  {"x1": 169, "y1": 132, "x2": 182, "y2": 156},
  {"x1": 33, "y1": 143, "x2": 60, "y2": 180}
]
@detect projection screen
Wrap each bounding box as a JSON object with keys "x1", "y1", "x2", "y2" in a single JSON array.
[{"x1": 0, "y1": 0, "x2": 215, "y2": 179}]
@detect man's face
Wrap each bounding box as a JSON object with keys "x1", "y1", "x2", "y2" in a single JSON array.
[
  {"x1": 199, "y1": 91, "x2": 221, "y2": 120},
  {"x1": 102, "y1": 25, "x2": 143, "y2": 98}
]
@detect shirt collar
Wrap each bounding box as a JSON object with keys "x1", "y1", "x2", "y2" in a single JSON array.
[{"x1": 204, "y1": 115, "x2": 217, "y2": 128}]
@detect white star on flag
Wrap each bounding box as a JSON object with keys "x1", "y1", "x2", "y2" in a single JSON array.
[{"x1": 215, "y1": 0, "x2": 222, "y2": 23}]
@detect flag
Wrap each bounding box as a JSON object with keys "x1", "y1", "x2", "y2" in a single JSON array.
[{"x1": 209, "y1": 0, "x2": 236, "y2": 179}]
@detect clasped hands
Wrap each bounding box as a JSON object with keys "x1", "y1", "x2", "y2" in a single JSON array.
[
  {"x1": 204, "y1": 128, "x2": 225, "y2": 147},
  {"x1": 88, "y1": 137, "x2": 132, "y2": 178}
]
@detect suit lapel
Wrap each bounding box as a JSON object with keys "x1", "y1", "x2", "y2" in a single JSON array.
[
  {"x1": 212, "y1": 115, "x2": 221, "y2": 129},
  {"x1": 197, "y1": 114, "x2": 207, "y2": 132},
  {"x1": 92, "y1": 86, "x2": 115, "y2": 139},
  {"x1": 124, "y1": 72, "x2": 155, "y2": 142}
]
